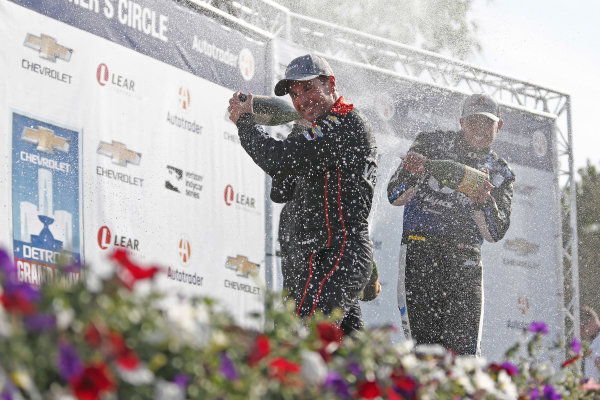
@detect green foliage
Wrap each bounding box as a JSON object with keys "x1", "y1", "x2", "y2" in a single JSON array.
[{"x1": 576, "y1": 161, "x2": 600, "y2": 315}]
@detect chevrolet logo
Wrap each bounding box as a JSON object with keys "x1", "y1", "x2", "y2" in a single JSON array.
[
  {"x1": 225, "y1": 255, "x2": 259, "y2": 278},
  {"x1": 24, "y1": 33, "x2": 72, "y2": 62},
  {"x1": 97, "y1": 141, "x2": 141, "y2": 166},
  {"x1": 504, "y1": 238, "x2": 539, "y2": 256},
  {"x1": 21, "y1": 126, "x2": 70, "y2": 154}
]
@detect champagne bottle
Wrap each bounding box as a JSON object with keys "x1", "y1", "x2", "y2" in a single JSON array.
[
  {"x1": 424, "y1": 159, "x2": 489, "y2": 196},
  {"x1": 239, "y1": 94, "x2": 301, "y2": 126}
]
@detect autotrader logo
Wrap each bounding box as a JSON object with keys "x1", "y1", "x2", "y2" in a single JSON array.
[
  {"x1": 178, "y1": 237, "x2": 191, "y2": 266},
  {"x1": 224, "y1": 184, "x2": 234, "y2": 206},
  {"x1": 96, "y1": 63, "x2": 109, "y2": 86},
  {"x1": 178, "y1": 86, "x2": 191, "y2": 110}
]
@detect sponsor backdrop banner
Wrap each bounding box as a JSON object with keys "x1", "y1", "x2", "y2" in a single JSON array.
[
  {"x1": 272, "y1": 40, "x2": 561, "y2": 362},
  {"x1": 0, "y1": 0, "x2": 269, "y2": 328}
]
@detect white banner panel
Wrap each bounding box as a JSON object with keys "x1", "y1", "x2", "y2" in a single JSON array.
[{"x1": 1, "y1": 0, "x2": 270, "y2": 328}]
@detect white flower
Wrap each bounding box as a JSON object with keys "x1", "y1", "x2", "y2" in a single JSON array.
[
  {"x1": 301, "y1": 350, "x2": 328, "y2": 384},
  {"x1": 117, "y1": 363, "x2": 154, "y2": 385},
  {"x1": 473, "y1": 369, "x2": 496, "y2": 393},
  {"x1": 164, "y1": 300, "x2": 211, "y2": 347},
  {"x1": 497, "y1": 370, "x2": 518, "y2": 399},
  {"x1": 154, "y1": 379, "x2": 185, "y2": 400}
]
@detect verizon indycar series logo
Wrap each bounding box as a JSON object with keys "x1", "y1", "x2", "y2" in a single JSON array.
[
  {"x1": 11, "y1": 113, "x2": 82, "y2": 286},
  {"x1": 165, "y1": 165, "x2": 203, "y2": 200},
  {"x1": 22, "y1": 33, "x2": 73, "y2": 84}
]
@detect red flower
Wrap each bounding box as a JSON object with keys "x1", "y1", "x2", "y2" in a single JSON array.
[
  {"x1": 268, "y1": 357, "x2": 301, "y2": 382},
  {"x1": 388, "y1": 370, "x2": 418, "y2": 400},
  {"x1": 69, "y1": 362, "x2": 115, "y2": 400},
  {"x1": 0, "y1": 283, "x2": 39, "y2": 315},
  {"x1": 316, "y1": 321, "x2": 344, "y2": 346},
  {"x1": 357, "y1": 380, "x2": 382, "y2": 399},
  {"x1": 561, "y1": 354, "x2": 582, "y2": 368},
  {"x1": 248, "y1": 334, "x2": 271, "y2": 366},
  {"x1": 109, "y1": 249, "x2": 161, "y2": 290},
  {"x1": 108, "y1": 331, "x2": 140, "y2": 370},
  {"x1": 84, "y1": 323, "x2": 103, "y2": 347}
]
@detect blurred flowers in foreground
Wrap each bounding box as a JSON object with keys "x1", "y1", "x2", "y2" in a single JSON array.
[{"x1": 1, "y1": 248, "x2": 599, "y2": 399}]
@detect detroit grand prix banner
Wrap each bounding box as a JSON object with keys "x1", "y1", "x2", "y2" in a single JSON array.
[
  {"x1": 0, "y1": 0, "x2": 270, "y2": 327},
  {"x1": 271, "y1": 40, "x2": 562, "y2": 362}
]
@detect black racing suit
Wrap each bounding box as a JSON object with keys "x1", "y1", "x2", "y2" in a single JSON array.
[
  {"x1": 237, "y1": 99, "x2": 378, "y2": 333},
  {"x1": 387, "y1": 130, "x2": 515, "y2": 355}
]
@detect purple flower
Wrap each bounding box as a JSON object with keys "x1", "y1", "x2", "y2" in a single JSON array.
[
  {"x1": 173, "y1": 373, "x2": 189, "y2": 389},
  {"x1": 348, "y1": 361, "x2": 362, "y2": 377},
  {"x1": 24, "y1": 313, "x2": 56, "y2": 332},
  {"x1": 57, "y1": 340, "x2": 83, "y2": 381},
  {"x1": 528, "y1": 321, "x2": 549, "y2": 335},
  {"x1": 0, "y1": 249, "x2": 17, "y2": 279},
  {"x1": 528, "y1": 387, "x2": 540, "y2": 399},
  {"x1": 570, "y1": 337, "x2": 581, "y2": 354},
  {"x1": 324, "y1": 371, "x2": 350, "y2": 399},
  {"x1": 543, "y1": 384, "x2": 562, "y2": 400},
  {"x1": 500, "y1": 361, "x2": 519, "y2": 376},
  {"x1": 219, "y1": 352, "x2": 238, "y2": 380}
]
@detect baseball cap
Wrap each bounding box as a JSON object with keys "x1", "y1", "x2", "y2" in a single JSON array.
[
  {"x1": 274, "y1": 54, "x2": 334, "y2": 96},
  {"x1": 461, "y1": 93, "x2": 500, "y2": 122}
]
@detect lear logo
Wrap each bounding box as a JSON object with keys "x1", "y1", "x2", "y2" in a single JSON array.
[
  {"x1": 97, "y1": 225, "x2": 140, "y2": 251},
  {"x1": 96, "y1": 63, "x2": 135, "y2": 91},
  {"x1": 97, "y1": 63, "x2": 109, "y2": 86},
  {"x1": 97, "y1": 141, "x2": 141, "y2": 166},
  {"x1": 224, "y1": 184, "x2": 234, "y2": 206},
  {"x1": 238, "y1": 48, "x2": 255, "y2": 81},
  {"x1": 21, "y1": 126, "x2": 70, "y2": 154},
  {"x1": 224, "y1": 184, "x2": 256, "y2": 208},
  {"x1": 24, "y1": 33, "x2": 72, "y2": 62},
  {"x1": 178, "y1": 237, "x2": 191, "y2": 266},
  {"x1": 178, "y1": 87, "x2": 191, "y2": 110},
  {"x1": 225, "y1": 255, "x2": 259, "y2": 278},
  {"x1": 504, "y1": 238, "x2": 539, "y2": 256},
  {"x1": 97, "y1": 225, "x2": 112, "y2": 250}
]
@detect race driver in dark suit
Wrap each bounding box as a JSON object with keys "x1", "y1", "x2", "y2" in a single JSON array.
[
  {"x1": 228, "y1": 54, "x2": 378, "y2": 334},
  {"x1": 387, "y1": 93, "x2": 515, "y2": 355}
]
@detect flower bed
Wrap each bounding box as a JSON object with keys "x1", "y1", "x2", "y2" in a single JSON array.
[{"x1": 0, "y1": 248, "x2": 599, "y2": 399}]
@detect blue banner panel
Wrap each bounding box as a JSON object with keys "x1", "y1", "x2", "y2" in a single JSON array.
[
  {"x1": 11, "y1": 112, "x2": 83, "y2": 286},
  {"x1": 9, "y1": 0, "x2": 268, "y2": 93}
]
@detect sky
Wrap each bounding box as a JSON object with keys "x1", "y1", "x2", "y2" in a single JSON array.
[{"x1": 470, "y1": 0, "x2": 600, "y2": 172}]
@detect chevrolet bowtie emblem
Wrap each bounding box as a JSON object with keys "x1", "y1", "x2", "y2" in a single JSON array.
[
  {"x1": 21, "y1": 126, "x2": 70, "y2": 154},
  {"x1": 504, "y1": 238, "x2": 539, "y2": 256},
  {"x1": 225, "y1": 255, "x2": 259, "y2": 277},
  {"x1": 97, "y1": 141, "x2": 141, "y2": 166},
  {"x1": 24, "y1": 33, "x2": 73, "y2": 62}
]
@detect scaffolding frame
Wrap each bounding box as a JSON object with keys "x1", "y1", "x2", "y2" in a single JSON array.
[{"x1": 189, "y1": 0, "x2": 580, "y2": 344}]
